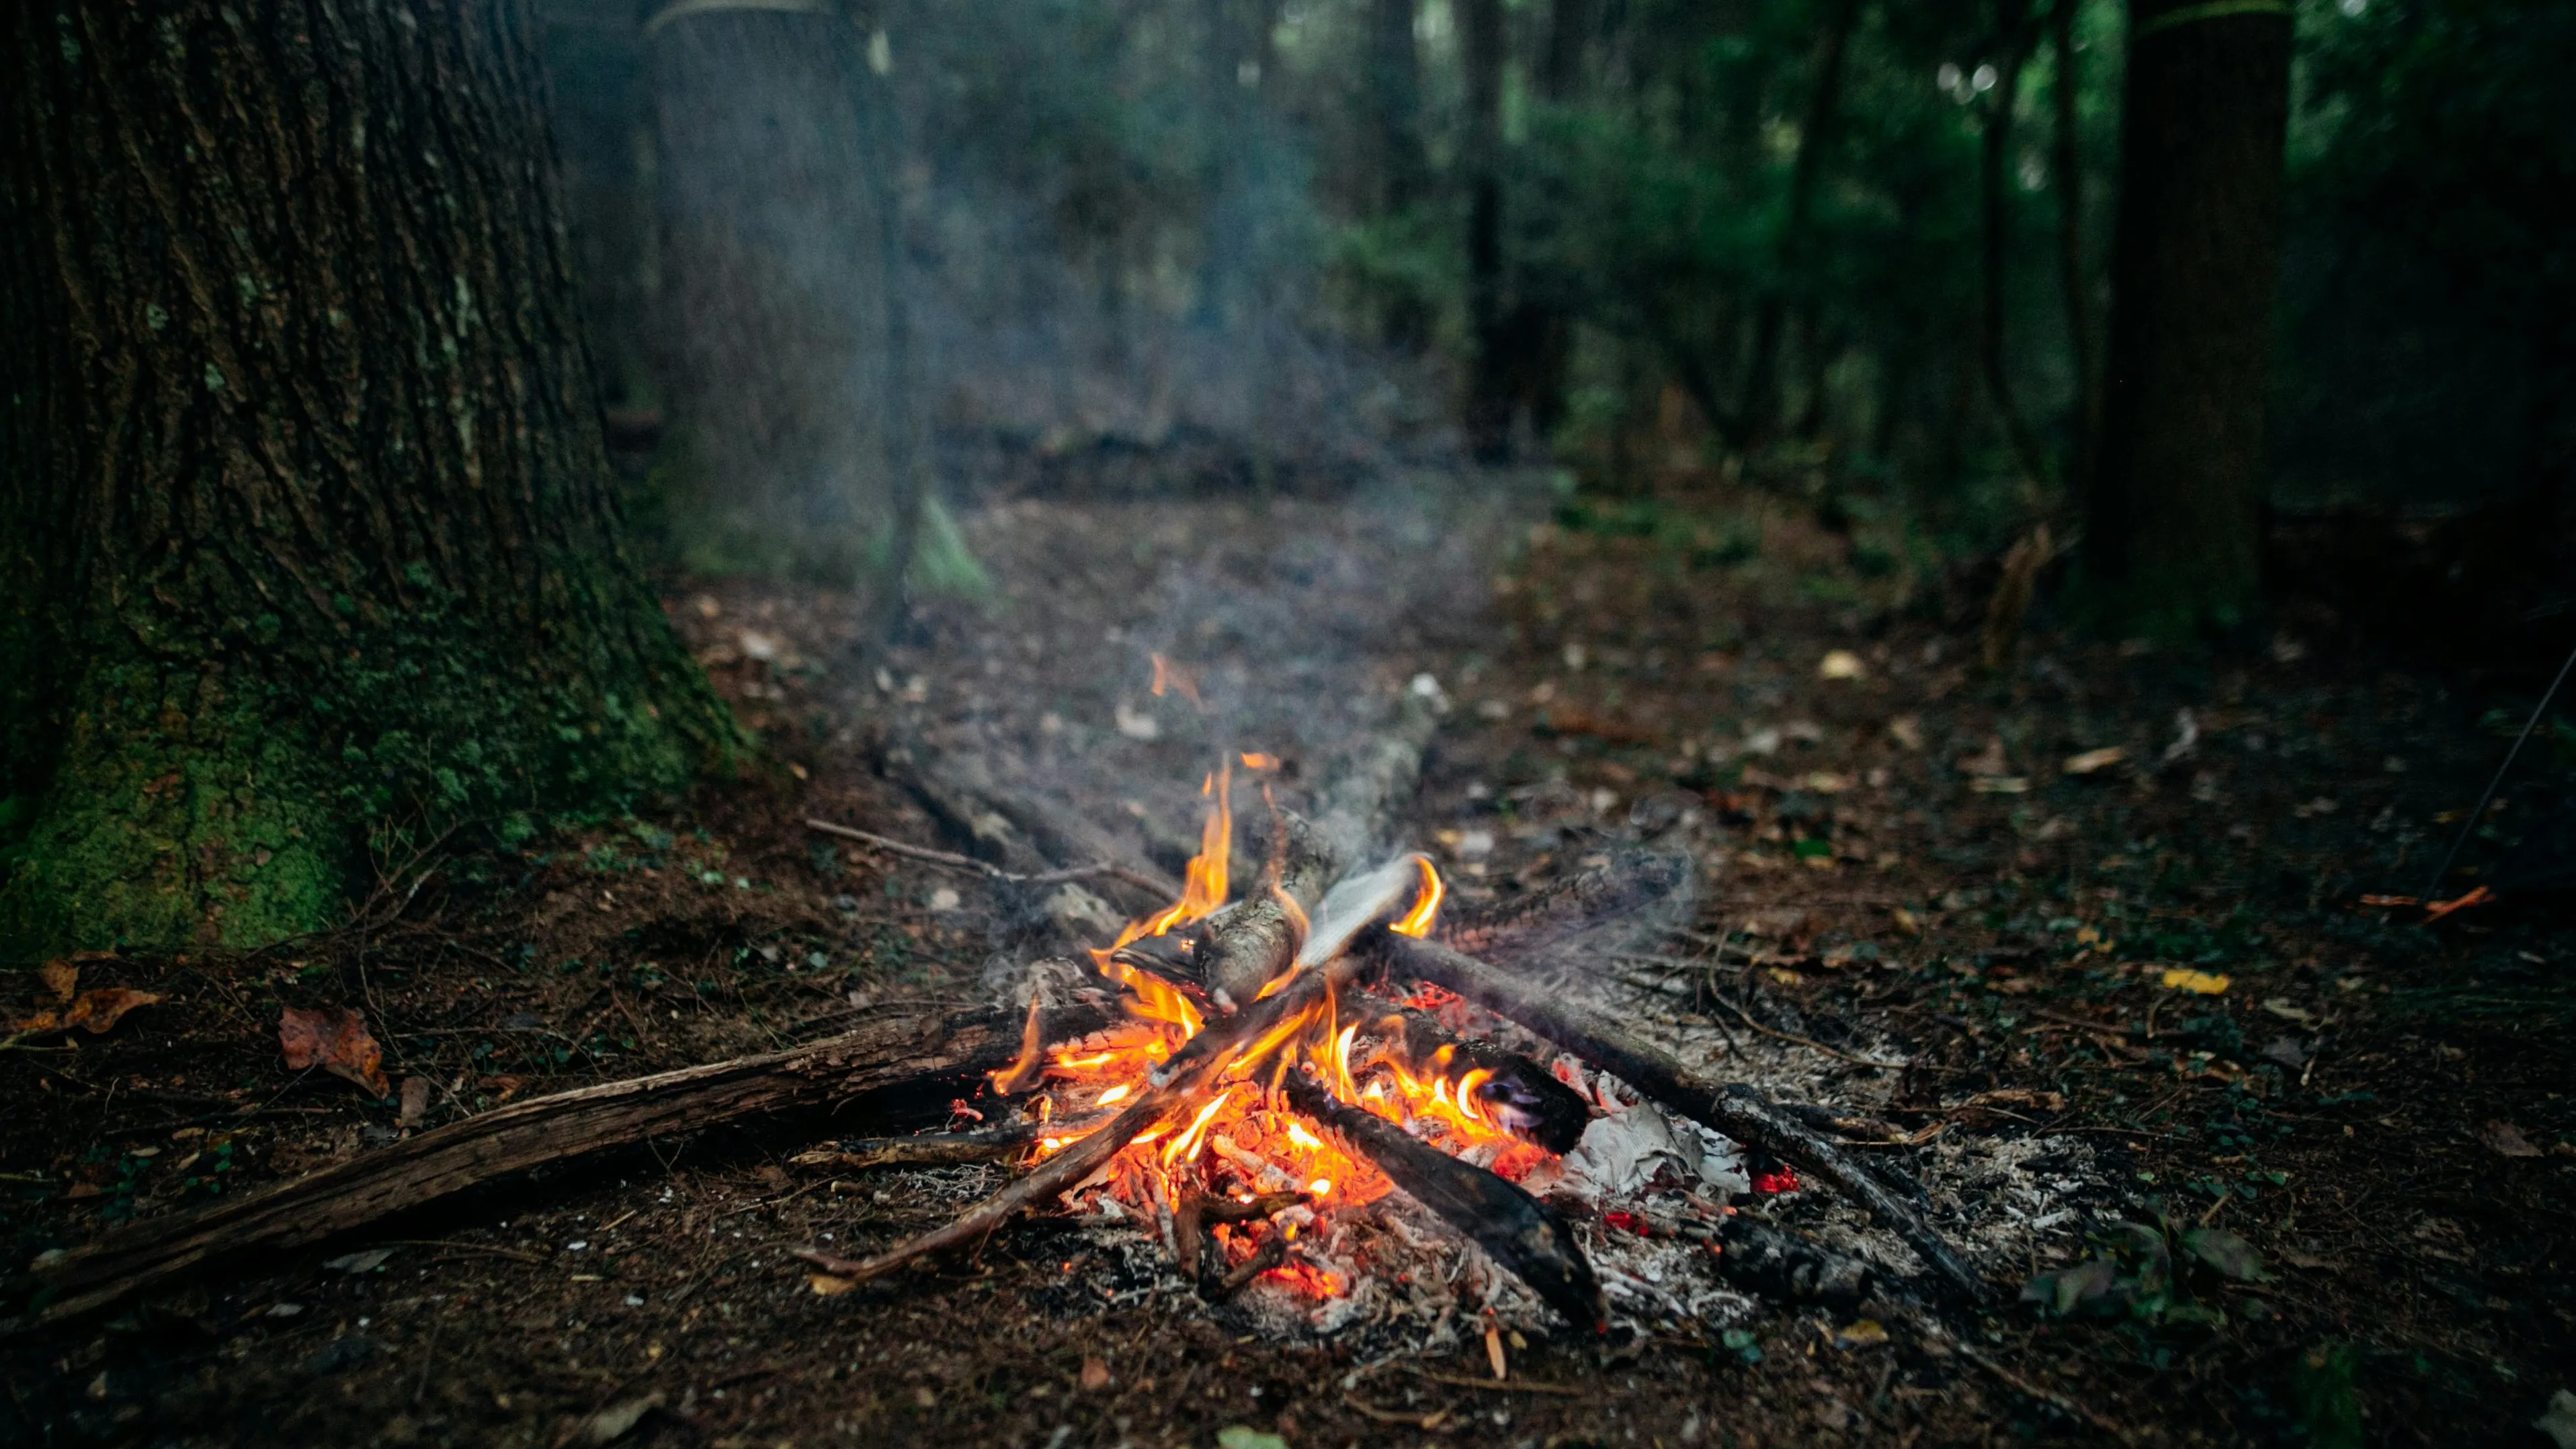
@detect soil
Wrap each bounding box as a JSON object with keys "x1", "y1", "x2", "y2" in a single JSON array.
[{"x1": 5, "y1": 463, "x2": 2573, "y2": 1448}]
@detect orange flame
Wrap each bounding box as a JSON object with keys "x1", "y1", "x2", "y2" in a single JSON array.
[
  {"x1": 1390, "y1": 856, "x2": 1444, "y2": 938},
  {"x1": 1239, "y1": 751, "x2": 1279, "y2": 770},
  {"x1": 1149, "y1": 653, "x2": 1202, "y2": 705},
  {"x1": 989, "y1": 996, "x2": 1046, "y2": 1094}
]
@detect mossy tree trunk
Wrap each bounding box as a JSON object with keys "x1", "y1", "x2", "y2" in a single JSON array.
[
  {"x1": 2081, "y1": 0, "x2": 2292, "y2": 636},
  {"x1": 0, "y1": 0, "x2": 739, "y2": 957}
]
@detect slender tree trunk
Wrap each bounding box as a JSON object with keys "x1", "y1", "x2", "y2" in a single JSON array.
[
  {"x1": 1499, "y1": 0, "x2": 1591, "y2": 445},
  {"x1": 1366, "y1": 0, "x2": 1431, "y2": 348},
  {"x1": 853, "y1": 22, "x2": 923, "y2": 649},
  {"x1": 648, "y1": 9, "x2": 892, "y2": 580},
  {"x1": 1979, "y1": 8, "x2": 2049, "y2": 487},
  {"x1": 1462, "y1": 0, "x2": 1512, "y2": 462},
  {"x1": 1738, "y1": 0, "x2": 1863, "y2": 446},
  {"x1": 2083, "y1": 0, "x2": 2292, "y2": 633},
  {"x1": 0, "y1": 0, "x2": 735, "y2": 955},
  {"x1": 2050, "y1": 0, "x2": 2101, "y2": 499}
]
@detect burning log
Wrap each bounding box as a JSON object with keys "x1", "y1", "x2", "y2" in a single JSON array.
[
  {"x1": 7, "y1": 1001, "x2": 1111, "y2": 1333},
  {"x1": 1370, "y1": 931, "x2": 1993, "y2": 1305},
  {"x1": 1360, "y1": 997, "x2": 1594, "y2": 1155},
  {"x1": 792, "y1": 889, "x2": 1369, "y2": 1285},
  {"x1": 1279, "y1": 1073, "x2": 1606, "y2": 1333}
]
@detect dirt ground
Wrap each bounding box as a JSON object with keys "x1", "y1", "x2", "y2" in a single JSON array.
[{"x1": 6, "y1": 464, "x2": 2573, "y2": 1448}]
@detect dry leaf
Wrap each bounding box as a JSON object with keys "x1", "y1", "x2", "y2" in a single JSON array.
[
  {"x1": 2062, "y1": 746, "x2": 2126, "y2": 776},
  {"x1": 2481, "y1": 1120, "x2": 2544, "y2": 1159},
  {"x1": 39, "y1": 959, "x2": 79, "y2": 1002},
  {"x1": 1885, "y1": 715, "x2": 1924, "y2": 751},
  {"x1": 15, "y1": 987, "x2": 163, "y2": 1038},
  {"x1": 1817, "y1": 649, "x2": 1866, "y2": 680},
  {"x1": 808, "y1": 1273, "x2": 857, "y2": 1296},
  {"x1": 1079, "y1": 1356, "x2": 1112, "y2": 1391},
  {"x1": 2160, "y1": 968, "x2": 2231, "y2": 995},
  {"x1": 398, "y1": 1075, "x2": 431, "y2": 1130},
  {"x1": 278, "y1": 1006, "x2": 390, "y2": 1097}
]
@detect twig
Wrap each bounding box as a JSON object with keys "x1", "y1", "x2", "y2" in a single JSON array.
[
  {"x1": 804, "y1": 819, "x2": 1171, "y2": 898},
  {"x1": 1407, "y1": 1368, "x2": 1584, "y2": 1397},
  {"x1": 2423, "y1": 636, "x2": 2576, "y2": 897},
  {"x1": 1714, "y1": 995, "x2": 1909, "y2": 1070},
  {"x1": 1953, "y1": 1341, "x2": 2136, "y2": 1442},
  {"x1": 1341, "y1": 1393, "x2": 1450, "y2": 1429}
]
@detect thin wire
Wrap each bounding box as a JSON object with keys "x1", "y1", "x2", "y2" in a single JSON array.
[{"x1": 2423, "y1": 639, "x2": 2576, "y2": 898}]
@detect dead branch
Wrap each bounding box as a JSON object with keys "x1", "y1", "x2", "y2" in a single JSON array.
[
  {"x1": 8, "y1": 1001, "x2": 1110, "y2": 1333},
  {"x1": 1280, "y1": 1073, "x2": 1605, "y2": 1332},
  {"x1": 1710, "y1": 1217, "x2": 1878, "y2": 1308},
  {"x1": 1371, "y1": 931, "x2": 1991, "y2": 1305},
  {"x1": 805, "y1": 818, "x2": 1175, "y2": 900}
]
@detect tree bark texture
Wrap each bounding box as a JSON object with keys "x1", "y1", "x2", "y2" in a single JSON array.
[
  {"x1": 1736, "y1": 0, "x2": 1862, "y2": 448},
  {"x1": 1460, "y1": 0, "x2": 1511, "y2": 462},
  {"x1": 647, "y1": 9, "x2": 895, "y2": 581},
  {"x1": 2083, "y1": 0, "x2": 2292, "y2": 634},
  {"x1": 0, "y1": 0, "x2": 736, "y2": 956}
]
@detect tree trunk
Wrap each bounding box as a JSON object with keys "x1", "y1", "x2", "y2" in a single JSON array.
[
  {"x1": 2050, "y1": 0, "x2": 2101, "y2": 499},
  {"x1": 1737, "y1": 0, "x2": 1863, "y2": 446},
  {"x1": 1978, "y1": 7, "x2": 2048, "y2": 487},
  {"x1": 2082, "y1": 0, "x2": 2292, "y2": 634},
  {"x1": 1503, "y1": 0, "x2": 1592, "y2": 445},
  {"x1": 647, "y1": 9, "x2": 893, "y2": 581},
  {"x1": 0, "y1": 0, "x2": 735, "y2": 956},
  {"x1": 1461, "y1": 0, "x2": 1511, "y2": 462},
  {"x1": 1365, "y1": 0, "x2": 1432, "y2": 350}
]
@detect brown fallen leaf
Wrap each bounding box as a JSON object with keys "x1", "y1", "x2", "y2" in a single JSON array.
[
  {"x1": 2481, "y1": 1120, "x2": 2544, "y2": 1159},
  {"x1": 398, "y1": 1075, "x2": 431, "y2": 1130},
  {"x1": 278, "y1": 1006, "x2": 391, "y2": 1098},
  {"x1": 1079, "y1": 1356, "x2": 1112, "y2": 1391},
  {"x1": 14, "y1": 987, "x2": 163, "y2": 1038},
  {"x1": 39, "y1": 959, "x2": 79, "y2": 1002}
]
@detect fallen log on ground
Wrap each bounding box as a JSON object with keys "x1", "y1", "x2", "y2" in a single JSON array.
[
  {"x1": 7, "y1": 1001, "x2": 1112, "y2": 1334},
  {"x1": 1280, "y1": 1072, "x2": 1605, "y2": 1332},
  {"x1": 1370, "y1": 930, "x2": 1991, "y2": 1305}
]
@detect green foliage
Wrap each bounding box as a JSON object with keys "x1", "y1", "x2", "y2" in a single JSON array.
[{"x1": 2019, "y1": 1206, "x2": 2267, "y2": 1327}]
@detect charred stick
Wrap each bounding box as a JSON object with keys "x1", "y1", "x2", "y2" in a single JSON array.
[
  {"x1": 1357, "y1": 996, "x2": 1594, "y2": 1155},
  {"x1": 1214, "y1": 1233, "x2": 1290, "y2": 1296},
  {"x1": 1278, "y1": 1073, "x2": 1605, "y2": 1332},
  {"x1": 1710, "y1": 1218, "x2": 1878, "y2": 1309},
  {"x1": 1372, "y1": 931, "x2": 1991, "y2": 1305},
  {"x1": 789, "y1": 1112, "x2": 1112, "y2": 1171}
]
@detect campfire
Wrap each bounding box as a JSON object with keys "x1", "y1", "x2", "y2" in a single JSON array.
[{"x1": 793, "y1": 750, "x2": 1988, "y2": 1334}]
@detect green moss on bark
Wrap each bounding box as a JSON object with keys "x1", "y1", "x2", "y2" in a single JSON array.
[{"x1": 0, "y1": 579, "x2": 735, "y2": 958}]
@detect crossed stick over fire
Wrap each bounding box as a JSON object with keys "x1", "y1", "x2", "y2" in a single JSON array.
[{"x1": 791, "y1": 770, "x2": 1989, "y2": 1326}]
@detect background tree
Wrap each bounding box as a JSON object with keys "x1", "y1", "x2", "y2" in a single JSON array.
[
  {"x1": 0, "y1": 0, "x2": 737, "y2": 956},
  {"x1": 2081, "y1": 0, "x2": 2294, "y2": 634}
]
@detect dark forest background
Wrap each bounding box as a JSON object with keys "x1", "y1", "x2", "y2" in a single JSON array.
[{"x1": 544, "y1": 0, "x2": 2571, "y2": 644}]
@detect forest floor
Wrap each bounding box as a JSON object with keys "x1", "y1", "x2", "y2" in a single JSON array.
[{"x1": 5, "y1": 463, "x2": 2574, "y2": 1448}]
